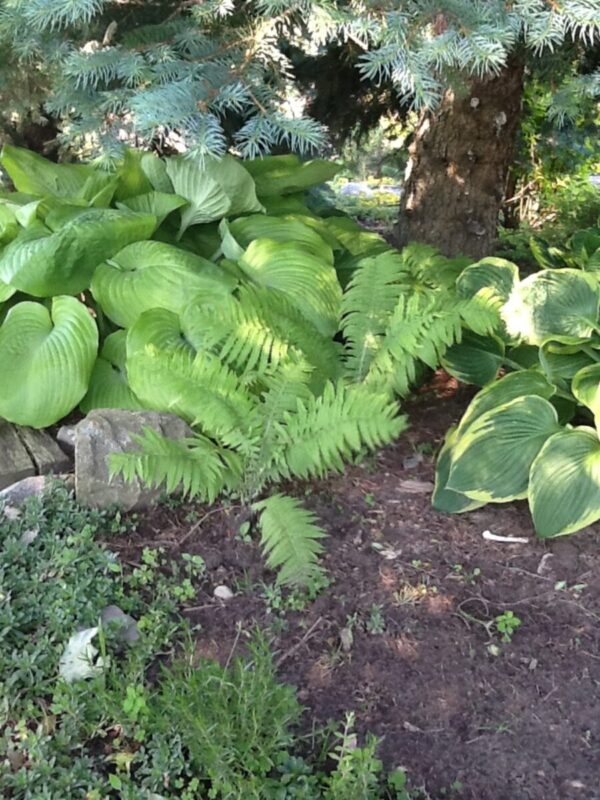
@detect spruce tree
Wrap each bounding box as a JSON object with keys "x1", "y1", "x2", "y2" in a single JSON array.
[{"x1": 1, "y1": 1, "x2": 598, "y2": 255}]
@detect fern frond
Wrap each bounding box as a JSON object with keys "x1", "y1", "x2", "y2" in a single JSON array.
[
  {"x1": 269, "y1": 382, "x2": 406, "y2": 481},
  {"x1": 110, "y1": 428, "x2": 242, "y2": 502},
  {"x1": 365, "y1": 293, "x2": 463, "y2": 395},
  {"x1": 253, "y1": 493, "x2": 326, "y2": 588},
  {"x1": 182, "y1": 286, "x2": 343, "y2": 390},
  {"x1": 341, "y1": 250, "x2": 409, "y2": 382}
]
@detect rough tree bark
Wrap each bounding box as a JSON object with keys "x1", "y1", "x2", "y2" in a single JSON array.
[{"x1": 396, "y1": 61, "x2": 524, "y2": 259}]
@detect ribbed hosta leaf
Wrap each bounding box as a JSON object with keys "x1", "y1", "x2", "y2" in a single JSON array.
[
  {"x1": 239, "y1": 239, "x2": 342, "y2": 337},
  {"x1": 126, "y1": 308, "x2": 255, "y2": 432},
  {"x1": 457, "y1": 370, "x2": 556, "y2": 433},
  {"x1": 530, "y1": 427, "x2": 600, "y2": 537},
  {"x1": 572, "y1": 363, "x2": 600, "y2": 426},
  {"x1": 117, "y1": 191, "x2": 188, "y2": 228},
  {"x1": 166, "y1": 154, "x2": 263, "y2": 235},
  {"x1": 432, "y1": 427, "x2": 485, "y2": 514},
  {"x1": 0, "y1": 205, "x2": 18, "y2": 245},
  {"x1": 0, "y1": 209, "x2": 155, "y2": 297},
  {"x1": 539, "y1": 338, "x2": 595, "y2": 384},
  {"x1": 244, "y1": 155, "x2": 340, "y2": 196},
  {"x1": 447, "y1": 395, "x2": 561, "y2": 503},
  {"x1": 0, "y1": 144, "x2": 116, "y2": 206},
  {"x1": 81, "y1": 330, "x2": 144, "y2": 413},
  {"x1": 91, "y1": 240, "x2": 236, "y2": 328},
  {"x1": 503, "y1": 269, "x2": 600, "y2": 346},
  {"x1": 223, "y1": 215, "x2": 333, "y2": 262},
  {"x1": 0, "y1": 296, "x2": 98, "y2": 427},
  {"x1": 457, "y1": 257, "x2": 519, "y2": 303},
  {"x1": 441, "y1": 331, "x2": 505, "y2": 386}
]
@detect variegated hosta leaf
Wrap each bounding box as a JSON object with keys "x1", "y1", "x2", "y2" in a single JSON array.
[
  {"x1": 0, "y1": 296, "x2": 98, "y2": 427},
  {"x1": 456, "y1": 257, "x2": 519, "y2": 303},
  {"x1": 530, "y1": 427, "x2": 600, "y2": 537},
  {"x1": 447, "y1": 395, "x2": 561, "y2": 503},
  {"x1": 81, "y1": 330, "x2": 144, "y2": 413},
  {"x1": 239, "y1": 238, "x2": 342, "y2": 337},
  {"x1": 441, "y1": 331, "x2": 505, "y2": 387},
  {"x1": 91, "y1": 240, "x2": 236, "y2": 328},
  {"x1": 0, "y1": 208, "x2": 156, "y2": 297},
  {"x1": 572, "y1": 363, "x2": 600, "y2": 428},
  {"x1": 503, "y1": 268, "x2": 600, "y2": 346},
  {"x1": 456, "y1": 369, "x2": 556, "y2": 433},
  {"x1": 432, "y1": 427, "x2": 485, "y2": 514}
]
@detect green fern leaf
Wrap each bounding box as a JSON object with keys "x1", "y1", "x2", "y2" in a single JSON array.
[
  {"x1": 253, "y1": 493, "x2": 326, "y2": 588},
  {"x1": 271, "y1": 382, "x2": 406, "y2": 481},
  {"x1": 110, "y1": 428, "x2": 242, "y2": 502},
  {"x1": 341, "y1": 250, "x2": 409, "y2": 382}
]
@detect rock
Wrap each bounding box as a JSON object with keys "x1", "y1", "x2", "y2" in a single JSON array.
[
  {"x1": 213, "y1": 585, "x2": 234, "y2": 600},
  {"x1": 339, "y1": 181, "x2": 374, "y2": 197},
  {"x1": 397, "y1": 479, "x2": 434, "y2": 494},
  {"x1": 74, "y1": 409, "x2": 193, "y2": 511},
  {"x1": 56, "y1": 424, "x2": 77, "y2": 455},
  {"x1": 18, "y1": 427, "x2": 72, "y2": 474},
  {"x1": 0, "y1": 421, "x2": 35, "y2": 490},
  {"x1": 0, "y1": 475, "x2": 48, "y2": 505},
  {"x1": 100, "y1": 605, "x2": 139, "y2": 643}
]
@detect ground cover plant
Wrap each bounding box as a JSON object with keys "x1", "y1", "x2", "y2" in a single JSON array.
[{"x1": 1, "y1": 483, "x2": 418, "y2": 799}]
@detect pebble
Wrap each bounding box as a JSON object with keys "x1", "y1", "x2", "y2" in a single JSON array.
[{"x1": 213, "y1": 585, "x2": 234, "y2": 600}]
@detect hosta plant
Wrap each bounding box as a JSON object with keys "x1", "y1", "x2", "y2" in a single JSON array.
[
  {"x1": 434, "y1": 257, "x2": 600, "y2": 539},
  {"x1": 0, "y1": 144, "x2": 498, "y2": 586}
]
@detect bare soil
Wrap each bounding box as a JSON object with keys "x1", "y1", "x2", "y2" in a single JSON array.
[{"x1": 113, "y1": 386, "x2": 600, "y2": 800}]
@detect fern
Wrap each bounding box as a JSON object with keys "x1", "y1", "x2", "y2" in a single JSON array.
[
  {"x1": 271, "y1": 382, "x2": 406, "y2": 481},
  {"x1": 110, "y1": 429, "x2": 241, "y2": 502},
  {"x1": 253, "y1": 494, "x2": 326, "y2": 587},
  {"x1": 341, "y1": 250, "x2": 409, "y2": 383}
]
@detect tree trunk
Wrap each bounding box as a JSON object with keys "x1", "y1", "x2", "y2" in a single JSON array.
[{"x1": 396, "y1": 61, "x2": 524, "y2": 259}]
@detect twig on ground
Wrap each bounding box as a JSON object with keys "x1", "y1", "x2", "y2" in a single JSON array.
[{"x1": 276, "y1": 617, "x2": 323, "y2": 668}]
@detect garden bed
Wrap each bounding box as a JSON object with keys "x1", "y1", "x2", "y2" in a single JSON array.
[{"x1": 109, "y1": 387, "x2": 600, "y2": 800}]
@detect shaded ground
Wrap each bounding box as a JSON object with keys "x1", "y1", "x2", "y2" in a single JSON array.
[{"x1": 111, "y1": 387, "x2": 600, "y2": 800}]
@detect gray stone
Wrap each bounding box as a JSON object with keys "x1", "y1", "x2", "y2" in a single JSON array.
[
  {"x1": 0, "y1": 421, "x2": 35, "y2": 490},
  {"x1": 74, "y1": 409, "x2": 193, "y2": 511},
  {"x1": 18, "y1": 427, "x2": 72, "y2": 474},
  {"x1": 100, "y1": 605, "x2": 139, "y2": 643},
  {"x1": 56, "y1": 424, "x2": 77, "y2": 455},
  {"x1": 0, "y1": 475, "x2": 48, "y2": 505}
]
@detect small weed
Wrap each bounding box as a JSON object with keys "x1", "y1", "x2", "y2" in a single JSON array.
[
  {"x1": 494, "y1": 611, "x2": 522, "y2": 643},
  {"x1": 366, "y1": 604, "x2": 386, "y2": 635},
  {"x1": 364, "y1": 492, "x2": 377, "y2": 508}
]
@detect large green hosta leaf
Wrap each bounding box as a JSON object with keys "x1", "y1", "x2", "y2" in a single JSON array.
[
  {"x1": 503, "y1": 269, "x2": 600, "y2": 346},
  {"x1": 127, "y1": 308, "x2": 255, "y2": 433},
  {"x1": 530, "y1": 427, "x2": 600, "y2": 537},
  {"x1": 244, "y1": 155, "x2": 340, "y2": 196},
  {"x1": 447, "y1": 395, "x2": 561, "y2": 503},
  {"x1": 239, "y1": 239, "x2": 342, "y2": 337},
  {"x1": 539, "y1": 338, "x2": 596, "y2": 385},
  {"x1": 81, "y1": 330, "x2": 144, "y2": 413},
  {"x1": 166, "y1": 154, "x2": 263, "y2": 235},
  {"x1": 0, "y1": 209, "x2": 155, "y2": 296},
  {"x1": 0, "y1": 296, "x2": 98, "y2": 427},
  {"x1": 0, "y1": 144, "x2": 116, "y2": 206},
  {"x1": 441, "y1": 331, "x2": 505, "y2": 386},
  {"x1": 221, "y1": 215, "x2": 333, "y2": 263},
  {"x1": 0, "y1": 205, "x2": 18, "y2": 245},
  {"x1": 91, "y1": 240, "x2": 236, "y2": 328},
  {"x1": 117, "y1": 191, "x2": 188, "y2": 229}
]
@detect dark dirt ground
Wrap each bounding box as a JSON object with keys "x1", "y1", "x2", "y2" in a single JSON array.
[{"x1": 112, "y1": 384, "x2": 600, "y2": 800}]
